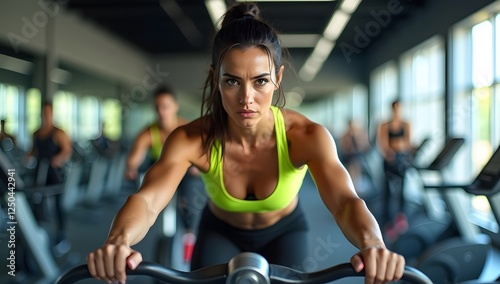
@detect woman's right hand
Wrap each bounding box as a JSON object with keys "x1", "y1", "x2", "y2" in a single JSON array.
[{"x1": 87, "y1": 243, "x2": 143, "y2": 284}]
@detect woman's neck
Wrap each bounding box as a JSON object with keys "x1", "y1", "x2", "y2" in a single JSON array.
[{"x1": 227, "y1": 111, "x2": 274, "y2": 148}]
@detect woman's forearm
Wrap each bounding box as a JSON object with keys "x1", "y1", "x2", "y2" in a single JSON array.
[
  {"x1": 106, "y1": 193, "x2": 157, "y2": 246},
  {"x1": 336, "y1": 197, "x2": 385, "y2": 250}
]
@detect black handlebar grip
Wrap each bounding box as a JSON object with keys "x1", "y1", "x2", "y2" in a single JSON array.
[
  {"x1": 269, "y1": 263, "x2": 433, "y2": 284},
  {"x1": 55, "y1": 261, "x2": 432, "y2": 284},
  {"x1": 55, "y1": 261, "x2": 227, "y2": 284}
]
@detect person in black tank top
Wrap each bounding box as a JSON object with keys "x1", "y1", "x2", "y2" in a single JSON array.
[
  {"x1": 34, "y1": 128, "x2": 64, "y2": 184},
  {"x1": 28, "y1": 102, "x2": 73, "y2": 254},
  {"x1": 377, "y1": 100, "x2": 413, "y2": 242}
]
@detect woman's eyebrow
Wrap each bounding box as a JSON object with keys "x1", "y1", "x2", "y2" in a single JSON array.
[{"x1": 222, "y1": 72, "x2": 271, "y2": 79}]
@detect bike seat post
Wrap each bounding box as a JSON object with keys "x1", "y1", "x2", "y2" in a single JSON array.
[{"x1": 226, "y1": 253, "x2": 271, "y2": 284}]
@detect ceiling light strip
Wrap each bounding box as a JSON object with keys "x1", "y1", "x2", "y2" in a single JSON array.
[
  {"x1": 299, "y1": 0, "x2": 363, "y2": 81},
  {"x1": 205, "y1": 0, "x2": 227, "y2": 30}
]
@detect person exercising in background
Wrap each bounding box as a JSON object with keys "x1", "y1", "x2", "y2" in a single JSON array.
[
  {"x1": 125, "y1": 84, "x2": 188, "y2": 181},
  {"x1": 88, "y1": 3, "x2": 405, "y2": 284},
  {"x1": 124, "y1": 84, "x2": 205, "y2": 262},
  {"x1": 28, "y1": 102, "x2": 73, "y2": 255},
  {"x1": 377, "y1": 100, "x2": 413, "y2": 241},
  {"x1": 340, "y1": 119, "x2": 371, "y2": 195}
]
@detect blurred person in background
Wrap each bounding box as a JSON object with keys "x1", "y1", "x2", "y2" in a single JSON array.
[
  {"x1": 340, "y1": 119, "x2": 371, "y2": 195},
  {"x1": 124, "y1": 84, "x2": 206, "y2": 263},
  {"x1": 27, "y1": 101, "x2": 73, "y2": 255},
  {"x1": 377, "y1": 100, "x2": 413, "y2": 241}
]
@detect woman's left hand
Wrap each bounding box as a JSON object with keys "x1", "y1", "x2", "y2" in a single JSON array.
[{"x1": 350, "y1": 246, "x2": 405, "y2": 284}]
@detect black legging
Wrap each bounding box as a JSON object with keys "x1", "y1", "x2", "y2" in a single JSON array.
[
  {"x1": 382, "y1": 152, "x2": 411, "y2": 227},
  {"x1": 191, "y1": 203, "x2": 309, "y2": 271}
]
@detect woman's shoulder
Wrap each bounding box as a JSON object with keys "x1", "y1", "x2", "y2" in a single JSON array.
[
  {"x1": 171, "y1": 117, "x2": 206, "y2": 140},
  {"x1": 164, "y1": 118, "x2": 207, "y2": 164},
  {"x1": 280, "y1": 108, "x2": 330, "y2": 138}
]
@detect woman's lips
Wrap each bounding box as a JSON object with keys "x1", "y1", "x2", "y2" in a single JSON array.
[{"x1": 238, "y1": 110, "x2": 256, "y2": 118}]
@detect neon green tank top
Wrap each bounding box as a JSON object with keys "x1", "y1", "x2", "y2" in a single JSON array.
[
  {"x1": 200, "y1": 106, "x2": 308, "y2": 213},
  {"x1": 150, "y1": 123, "x2": 163, "y2": 160}
]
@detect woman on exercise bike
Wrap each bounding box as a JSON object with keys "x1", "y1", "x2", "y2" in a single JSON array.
[{"x1": 87, "y1": 3, "x2": 405, "y2": 284}]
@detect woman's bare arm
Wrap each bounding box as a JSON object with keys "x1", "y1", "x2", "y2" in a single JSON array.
[
  {"x1": 300, "y1": 124, "x2": 385, "y2": 249},
  {"x1": 87, "y1": 127, "x2": 195, "y2": 283},
  {"x1": 290, "y1": 119, "x2": 404, "y2": 283}
]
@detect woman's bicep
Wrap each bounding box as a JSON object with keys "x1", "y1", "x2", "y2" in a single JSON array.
[
  {"x1": 138, "y1": 159, "x2": 189, "y2": 215},
  {"x1": 137, "y1": 129, "x2": 195, "y2": 216},
  {"x1": 304, "y1": 127, "x2": 358, "y2": 216}
]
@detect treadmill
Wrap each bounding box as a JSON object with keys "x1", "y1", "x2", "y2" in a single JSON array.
[
  {"x1": 390, "y1": 138, "x2": 466, "y2": 260},
  {"x1": 417, "y1": 145, "x2": 500, "y2": 283},
  {"x1": 415, "y1": 137, "x2": 465, "y2": 171}
]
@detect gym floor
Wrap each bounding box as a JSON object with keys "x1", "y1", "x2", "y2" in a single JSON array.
[{"x1": 1, "y1": 173, "x2": 363, "y2": 284}]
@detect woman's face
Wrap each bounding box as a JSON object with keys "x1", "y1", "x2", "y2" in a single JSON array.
[{"x1": 218, "y1": 47, "x2": 283, "y2": 129}]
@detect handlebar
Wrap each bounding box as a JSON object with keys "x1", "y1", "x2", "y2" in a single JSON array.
[{"x1": 55, "y1": 252, "x2": 432, "y2": 284}]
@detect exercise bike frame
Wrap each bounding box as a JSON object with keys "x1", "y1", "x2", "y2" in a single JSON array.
[{"x1": 55, "y1": 252, "x2": 432, "y2": 284}]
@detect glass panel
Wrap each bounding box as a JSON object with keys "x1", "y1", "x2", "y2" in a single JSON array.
[
  {"x1": 468, "y1": 87, "x2": 496, "y2": 231},
  {"x1": 4, "y1": 85, "x2": 19, "y2": 137},
  {"x1": 472, "y1": 87, "x2": 492, "y2": 173},
  {"x1": 400, "y1": 37, "x2": 445, "y2": 162},
  {"x1": 79, "y1": 96, "x2": 99, "y2": 141},
  {"x1": 26, "y1": 88, "x2": 41, "y2": 135},
  {"x1": 0, "y1": 84, "x2": 6, "y2": 119},
  {"x1": 102, "y1": 99, "x2": 122, "y2": 141},
  {"x1": 495, "y1": 85, "x2": 500, "y2": 147},
  {"x1": 53, "y1": 91, "x2": 76, "y2": 138},
  {"x1": 472, "y1": 21, "x2": 493, "y2": 87},
  {"x1": 496, "y1": 14, "x2": 500, "y2": 81},
  {"x1": 370, "y1": 61, "x2": 398, "y2": 126}
]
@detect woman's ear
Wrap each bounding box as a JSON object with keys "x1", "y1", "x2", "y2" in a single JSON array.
[{"x1": 275, "y1": 65, "x2": 284, "y2": 90}]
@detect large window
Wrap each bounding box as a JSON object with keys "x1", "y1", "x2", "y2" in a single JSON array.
[
  {"x1": 26, "y1": 88, "x2": 41, "y2": 135},
  {"x1": 53, "y1": 91, "x2": 77, "y2": 139},
  {"x1": 369, "y1": 61, "x2": 398, "y2": 136},
  {"x1": 297, "y1": 85, "x2": 368, "y2": 140},
  {"x1": 79, "y1": 96, "x2": 100, "y2": 141},
  {"x1": 0, "y1": 84, "x2": 20, "y2": 138},
  {"x1": 451, "y1": 6, "x2": 500, "y2": 233},
  {"x1": 400, "y1": 36, "x2": 445, "y2": 162},
  {"x1": 102, "y1": 98, "x2": 122, "y2": 141}
]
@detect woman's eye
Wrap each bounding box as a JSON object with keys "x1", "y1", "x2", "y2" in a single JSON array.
[
  {"x1": 256, "y1": 78, "x2": 268, "y2": 85},
  {"x1": 226, "y1": 79, "x2": 238, "y2": 86}
]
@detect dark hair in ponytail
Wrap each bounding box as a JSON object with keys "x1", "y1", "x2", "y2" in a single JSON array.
[{"x1": 201, "y1": 2, "x2": 287, "y2": 156}]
